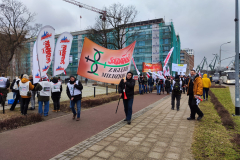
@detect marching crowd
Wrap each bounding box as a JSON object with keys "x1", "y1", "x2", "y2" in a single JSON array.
[
  {"x1": 0, "y1": 69, "x2": 211, "y2": 124},
  {"x1": 0, "y1": 73, "x2": 83, "y2": 121}
]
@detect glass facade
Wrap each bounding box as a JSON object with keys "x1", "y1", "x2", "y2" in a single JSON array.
[{"x1": 24, "y1": 19, "x2": 181, "y2": 78}]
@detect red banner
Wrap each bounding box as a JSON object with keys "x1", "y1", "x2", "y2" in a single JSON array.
[{"x1": 142, "y1": 62, "x2": 162, "y2": 72}]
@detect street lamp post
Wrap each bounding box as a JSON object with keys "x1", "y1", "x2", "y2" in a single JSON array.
[
  {"x1": 235, "y1": 0, "x2": 240, "y2": 115},
  {"x1": 220, "y1": 41, "x2": 231, "y2": 68}
]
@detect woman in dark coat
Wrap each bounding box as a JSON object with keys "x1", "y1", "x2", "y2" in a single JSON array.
[{"x1": 118, "y1": 71, "x2": 135, "y2": 125}]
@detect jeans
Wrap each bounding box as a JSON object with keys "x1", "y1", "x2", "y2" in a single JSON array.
[
  {"x1": 30, "y1": 91, "x2": 37, "y2": 109},
  {"x1": 139, "y1": 84, "x2": 144, "y2": 94},
  {"x1": 123, "y1": 98, "x2": 133, "y2": 121},
  {"x1": 13, "y1": 92, "x2": 17, "y2": 99},
  {"x1": 70, "y1": 100, "x2": 81, "y2": 118},
  {"x1": 143, "y1": 85, "x2": 147, "y2": 93},
  {"x1": 38, "y1": 101, "x2": 49, "y2": 116},
  {"x1": 172, "y1": 94, "x2": 181, "y2": 109},
  {"x1": 188, "y1": 95, "x2": 203, "y2": 119},
  {"x1": 20, "y1": 98, "x2": 30, "y2": 115},
  {"x1": 149, "y1": 85, "x2": 153, "y2": 92},
  {"x1": 10, "y1": 92, "x2": 20, "y2": 110},
  {"x1": 203, "y1": 88, "x2": 209, "y2": 100},
  {"x1": 157, "y1": 85, "x2": 161, "y2": 94},
  {"x1": 53, "y1": 98, "x2": 60, "y2": 110}
]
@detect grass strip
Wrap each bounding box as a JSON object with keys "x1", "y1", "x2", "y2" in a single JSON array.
[
  {"x1": 192, "y1": 96, "x2": 240, "y2": 160},
  {"x1": 211, "y1": 88, "x2": 240, "y2": 134}
]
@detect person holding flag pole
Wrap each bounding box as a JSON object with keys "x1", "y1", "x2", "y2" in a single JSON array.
[{"x1": 118, "y1": 71, "x2": 135, "y2": 125}]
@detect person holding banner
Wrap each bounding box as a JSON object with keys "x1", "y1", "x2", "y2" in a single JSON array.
[
  {"x1": 51, "y1": 77, "x2": 62, "y2": 112},
  {"x1": 67, "y1": 75, "x2": 83, "y2": 121},
  {"x1": 138, "y1": 74, "x2": 144, "y2": 95},
  {"x1": 118, "y1": 71, "x2": 135, "y2": 125},
  {"x1": 37, "y1": 76, "x2": 51, "y2": 116}
]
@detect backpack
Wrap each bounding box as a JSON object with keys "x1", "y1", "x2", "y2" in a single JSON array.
[{"x1": 173, "y1": 81, "x2": 180, "y2": 93}]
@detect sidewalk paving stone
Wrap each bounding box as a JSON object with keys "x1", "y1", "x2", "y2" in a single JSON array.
[{"x1": 51, "y1": 94, "x2": 195, "y2": 160}]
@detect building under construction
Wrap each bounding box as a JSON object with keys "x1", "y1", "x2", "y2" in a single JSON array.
[{"x1": 22, "y1": 18, "x2": 181, "y2": 77}]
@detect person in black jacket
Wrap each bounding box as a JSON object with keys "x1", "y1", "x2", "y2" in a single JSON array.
[
  {"x1": 148, "y1": 76, "x2": 154, "y2": 93},
  {"x1": 0, "y1": 73, "x2": 10, "y2": 114},
  {"x1": 118, "y1": 71, "x2": 135, "y2": 125},
  {"x1": 138, "y1": 74, "x2": 144, "y2": 95},
  {"x1": 165, "y1": 77, "x2": 171, "y2": 95},
  {"x1": 10, "y1": 76, "x2": 21, "y2": 111},
  {"x1": 51, "y1": 77, "x2": 62, "y2": 112},
  {"x1": 67, "y1": 75, "x2": 83, "y2": 121}
]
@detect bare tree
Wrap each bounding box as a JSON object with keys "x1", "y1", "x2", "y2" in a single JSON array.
[
  {"x1": 86, "y1": 17, "x2": 112, "y2": 48},
  {"x1": 86, "y1": 3, "x2": 138, "y2": 50},
  {"x1": 0, "y1": 0, "x2": 41, "y2": 74}
]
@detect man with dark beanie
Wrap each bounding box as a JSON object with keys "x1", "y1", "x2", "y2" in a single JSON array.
[
  {"x1": 118, "y1": 71, "x2": 135, "y2": 125},
  {"x1": 67, "y1": 75, "x2": 83, "y2": 121},
  {"x1": 172, "y1": 75, "x2": 182, "y2": 111},
  {"x1": 187, "y1": 70, "x2": 204, "y2": 120}
]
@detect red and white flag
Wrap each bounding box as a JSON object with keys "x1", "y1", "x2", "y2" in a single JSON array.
[
  {"x1": 199, "y1": 71, "x2": 202, "y2": 78},
  {"x1": 36, "y1": 25, "x2": 55, "y2": 76},
  {"x1": 147, "y1": 72, "x2": 150, "y2": 78},
  {"x1": 53, "y1": 32, "x2": 73, "y2": 76},
  {"x1": 163, "y1": 47, "x2": 174, "y2": 68},
  {"x1": 132, "y1": 57, "x2": 140, "y2": 75},
  {"x1": 163, "y1": 66, "x2": 167, "y2": 76},
  {"x1": 64, "y1": 70, "x2": 67, "y2": 75}
]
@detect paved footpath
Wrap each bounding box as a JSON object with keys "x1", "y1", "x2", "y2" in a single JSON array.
[
  {"x1": 0, "y1": 93, "x2": 195, "y2": 160},
  {"x1": 0, "y1": 92, "x2": 170, "y2": 160},
  {"x1": 52, "y1": 94, "x2": 195, "y2": 160}
]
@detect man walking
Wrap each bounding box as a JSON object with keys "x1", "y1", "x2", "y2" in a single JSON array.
[
  {"x1": 67, "y1": 75, "x2": 83, "y2": 121},
  {"x1": 138, "y1": 74, "x2": 144, "y2": 95},
  {"x1": 0, "y1": 73, "x2": 10, "y2": 114},
  {"x1": 187, "y1": 70, "x2": 204, "y2": 120},
  {"x1": 202, "y1": 74, "x2": 211, "y2": 101},
  {"x1": 172, "y1": 75, "x2": 182, "y2": 111},
  {"x1": 118, "y1": 71, "x2": 135, "y2": 125}
]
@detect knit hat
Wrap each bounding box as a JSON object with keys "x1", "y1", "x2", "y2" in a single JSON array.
[{"x1": 22, "y1": 74, "x2": 29, "y2": 79}]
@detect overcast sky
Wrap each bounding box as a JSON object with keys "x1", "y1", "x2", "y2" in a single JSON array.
[{"x1": 20, "y1": 0, "x2": 237, "y2": 69}]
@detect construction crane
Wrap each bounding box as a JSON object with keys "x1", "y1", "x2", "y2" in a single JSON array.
[
  {"x1": 209, "y1": 54, "x2": 219, "y2": 71},
  {"x1": 196, "y1": 56, "x2": 208, "y2": 72},
  {"x1": 227, "y1": 59, "x2": 235, "y2": 69},
  {"x1": 62, "y1": 0, "x2": 119, "y2": 21}
]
